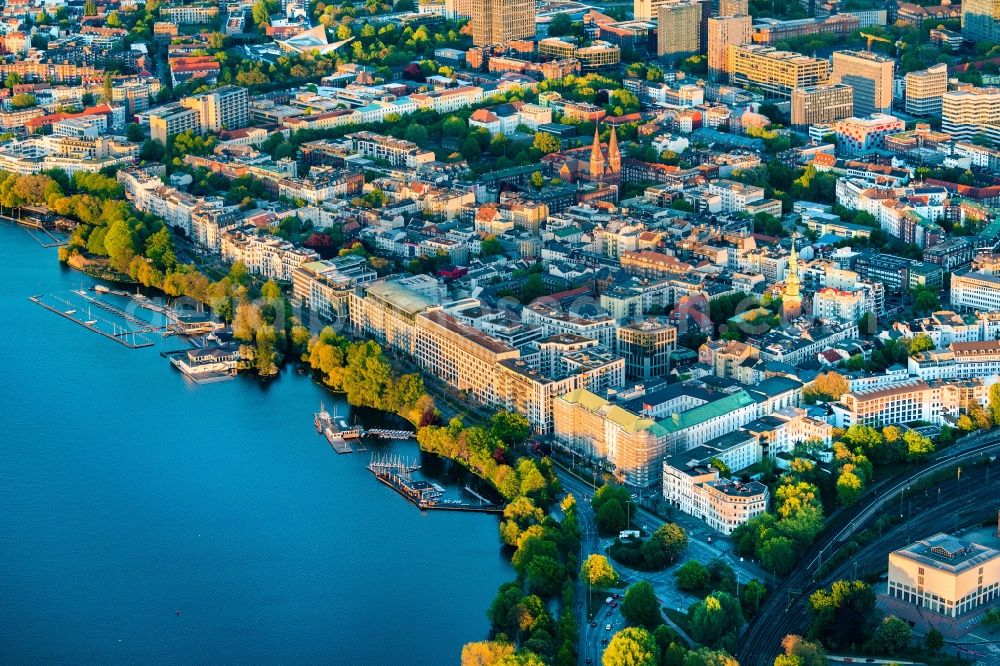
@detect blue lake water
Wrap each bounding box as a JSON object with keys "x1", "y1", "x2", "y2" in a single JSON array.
[{"x1": 0, "y1": 222, "x2": 511, "y2": 664}]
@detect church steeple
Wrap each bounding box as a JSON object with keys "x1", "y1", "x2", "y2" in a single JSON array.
[
  {"x1": 608, "y1": 125, "x2": 620, "y2": 176},
  {"x1": 590, "y1": 124, "x2": 605, "y2": 181},
  {"x1": 782, "y1": 233, "x2": 802, "y2": 321}
]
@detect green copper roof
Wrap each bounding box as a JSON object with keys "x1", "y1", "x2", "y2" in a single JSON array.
[{"x1": 657, "y1": 390, "x2": 756, "y2": 433}]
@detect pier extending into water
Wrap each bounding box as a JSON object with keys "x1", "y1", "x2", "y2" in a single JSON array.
[
  {"x1": 368, "y1": 454, "x2": 503, "y2": 514},
  {"x1": 29, "y1": 295, "x2": 155, "y2": 349}
]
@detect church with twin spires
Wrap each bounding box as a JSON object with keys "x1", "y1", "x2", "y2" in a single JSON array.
[{"x1": 541, "y1": 123, "x2": 622, "y2": 185}]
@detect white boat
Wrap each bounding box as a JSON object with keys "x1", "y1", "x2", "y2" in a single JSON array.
[
  {"x1": 65, "y1": 309, "x2": 76, "y2": 315},
  {"x1": 94, "y1": 285, "x2": 110, "y2": 294}
]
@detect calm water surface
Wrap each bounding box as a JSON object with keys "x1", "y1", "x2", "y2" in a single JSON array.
[{"x1": 0, "y1": 223, "x2": 511, "y2": 664}]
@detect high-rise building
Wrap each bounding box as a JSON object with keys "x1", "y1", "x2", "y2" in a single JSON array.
[
  {"x1": 905, "y1": 63, "x2": 948, "y2": 117},
  {"x1": 727, "y1": 44, "x2": 830, "y2": 98},
  {"x1": 782, "y1": 235, "x2": 802, "y2": 320},
  {"x1": 713, "y1": 0, "x2": 748, "y2": 15},
  {"x1": 470, "y1": 0, "x2": 535, "y2": 46},
  {"x1": 791, "y1": 83, "x2": 854, "y2": 128},
  {"x1": 707, "y1": 15, "x2": 752, "y2": 80},
  {"x1": 831, "y1": 50, "x2": 895, "y2": 117},
  {"x1": 180, "y1": 85, "x2": 249, "y2": 133},
  {"x1": 657, "y1": 1, "x2": 702, "y2": 60},
  {"x1": 635, "y1": 0, "x2": 671, "y2": 21},
  {"x1": 942, "y1": 86, "x2": 1000, "y2": 144},
  {"x1": 961, "y1": 0, "x2": 1000, "y2": 42}
]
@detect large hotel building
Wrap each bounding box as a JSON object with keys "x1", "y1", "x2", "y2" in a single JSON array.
[
  {"x1": 831, "y1": 50, "x2": 895, "y2": 116},
  {"x1": 470, "y1": 0, "x2": 536, "y2": 45}
]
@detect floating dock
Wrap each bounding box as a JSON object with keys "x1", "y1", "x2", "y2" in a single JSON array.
[
  {"x1": 314, "y1": 403, "x2": 354, "y2": 453},
  {"x1": 368, "y1": 455, "x2": 503, "y2": 513},
  {"x1": 364, "y1": 428, "x2": 415, "y2": 440},
  {"x1": 29, "y1": 295, "x2": 154, "y2": 349}
]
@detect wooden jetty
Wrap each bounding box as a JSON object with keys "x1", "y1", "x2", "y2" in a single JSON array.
[{"x1": 29, "y1": 295, "x2": 154, "y2": 349}]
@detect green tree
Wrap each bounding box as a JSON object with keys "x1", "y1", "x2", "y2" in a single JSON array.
[
  {"x1": 924, "y1": 628, "x2": 944, "y2": 654},
  {"x1": 581, "y1": 554, "x2": 618, "y2": 588},
  {"x1": 9, "y1": 93, "x2": 37, "y2": 109},
  {"x1": 596, "y1": 499, "x2": 627, "y2": 535},
  {"x1": 621, "y1": 581, "x2": 662, "y2": 630},
  {"x1": 530, "y1": 171, "x2": 545, "y2": 189},
  {"x1": 648, "y1": 523, "x2": 687, "y2": 567},
  {"x1": 836, "y1": 469, "x2": 863, "y2": 507},
  {"x1": 907, "y1": 333, "x2": 935, "y2": 354},
  {"x1": 872, "y1": 615, "x2": 911, "y2": 655},
  {"x1": 602, "y1": 627, "x2": 657, "y2": 666},
  {"x1": 674, "y1": 560, "x2": 710, "y2": 592},
  {"x1": 526, "y1": 555, "x2": 565, "y2": 598},
  {"x1": 760, "y1": 536, "x2": 797, "y2": 576},
  {"x1": 741, "y1": 580, "x2": 767, "y2": 615},
  {"x1": 532, "y1": 131, "x2": 561, "y2": 154},
  {"x1": 807, "y1": 580, "x2": 876, "y2": 649},
  {"x1": 688, "y1": 592, "x2": 744, "y2": 650},
  {"x1": 481, "y1": 234, "x2": 504, "y2": 257}
]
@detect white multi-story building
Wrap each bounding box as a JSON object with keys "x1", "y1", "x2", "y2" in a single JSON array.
[
  {"x1": 952, "y1": 255, "x2": 1000, "y2": 312},
  {"x1": 346, "y1": 131, "x2": 436, "y2": 168},
  {"x1": 833, "y1": 376, "x2": 995, "y2": 427},
  {"x1": 908, "y1": 341, "x2": 1000, "y2": 381},
  {"x1": 942, "y1": 86, "x2": 1000, "y2": 144},
  {"x1": 522, "y1": 301, "x2": 618, "y2": 349},
  {"x1": 662, "y1": 453, "x2": 768, "y2": 535},
  {"x1": 413, "y1": 309, "x2": 520, "y2": 408},
  {"x1": 290, "y1": 255, "x2": 377, "y2": 324},
  {"x1": 220, "y1": 230, "x2": 319, "y2": 281},
  {"x1": 706, "y1": 179, "x2": 765, "y2": 212}
]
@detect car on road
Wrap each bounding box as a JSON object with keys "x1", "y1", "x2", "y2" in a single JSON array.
[
  {"x1": 605, "y1": 596, "x2": 612, "y2": 604},
  {"x1": 606, "y1": 610, "x2": 613, "y2": 618}
]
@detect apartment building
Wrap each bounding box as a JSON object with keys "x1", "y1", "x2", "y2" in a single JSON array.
[
  {"x1": 291, "y1": 256, "x2": 377, "y2": 324},
  {"x1": 892, "y1": 530, "x2": 1000, "y2": 621},
  {"x1": 410, "y1": 86, "x2": 485, "y2": 113},
  {"x1": 706, "y1": 179, "x2": 765, "y2": 212},
  {"x1": 148, "y1": 103, "x2": 200, "y2": 144},
  {"x1": 726, "y1": 44, "x2": 830, "y2": 98},
  {"x1": 553, "y1": 388, "x2": 670, "y2": 488},
  {"x1": 657, "y1": 2, "x2": 702, "y2": 61},
  {"x1": 833, "y1": 378, "x2": 996, "y2": 427},
  {"x1": 522, "y1": 301, "x2": 618, "y2": 349},
  {"x1": 905, "y1": 63, "x2": 948, "y2": 117},
  {"x1": 831, "y1": 50, "x2": 895, "y2": 116},
  {"x1": 349, "y1": 278, "x2": 436, "y2": 356},
  {"x1": 791, "y1": 84, "x2": 854, "y2": 128},
  {"x1": 346, "y1": 131, "x2": 436, "y2": 168},
  {"x1": 895, "y1": 310, "x2": 1000, "y2": 348},
  {"x1": 179, "y1": 85, "x2": 249, "y2": 133},
  {"x1": 812, "y1": 286, "x2": 875, "y2": 322},
  {"x1": 952, "y1": 255, "x2": 1000, "y2": 312},
  {"x1": 160, "y1": 3, "x2": 220, "y2": 23},
  {"x1": 414, "y1": 309, "x2": 520, "y2": 408},
  {"x1": 707, "y1": 15, "x2": 752, "y2": 79},
  {"x1": 942, "y1": 86, "x2": 1000, "y2": 144},
  {"x1": 662, "y1": 450, "x2": 768, "y2": 535},
  {"x1": 220, "y1": 230, "x2": 319, "y2": 281}
]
